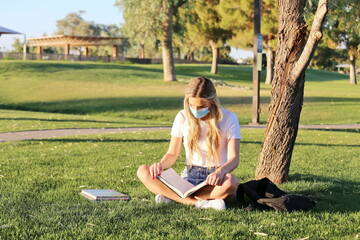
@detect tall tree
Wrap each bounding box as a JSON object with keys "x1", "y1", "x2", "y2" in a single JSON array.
[
  {"x1": 255, "y1": 0, "x2": 328, "y2": 184},
  {"x1": 219, "y1": 0, "x2": 278, "y2": 84},
  {"x1": 55, "y1": 11, "x2": 97, "y2": 36},
  {"x1": 55, "y1": 11, "x2": 124, "y2": 57},
  {"x1": 116, "y1": 0, "x2": 185, "y2": 81},
  {"x1": 326, "y1": 0, "x2": 359, "y2": 84},
  {"x1": 186, "y1": 0, "x2": 233, "y2": 74},
  {"x1": 160, "y1": 0, "x2": 187, "y2": 81},
  {"x1": 116, "y1": 0, "x2": 160, "y2": 59}
]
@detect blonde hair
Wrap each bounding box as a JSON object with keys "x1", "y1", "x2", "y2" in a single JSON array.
[{"x1": 184, "y1": 77, "x2": 223, "y2": 167}]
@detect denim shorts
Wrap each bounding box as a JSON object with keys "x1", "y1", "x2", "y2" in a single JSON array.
[{"x1": 181, "y1": 166, "x2": 217, "y2": 185}]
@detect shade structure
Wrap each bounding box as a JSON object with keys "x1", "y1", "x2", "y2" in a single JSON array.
[
  {"x1": 0, "y1": 26, "x2": 26, "y2": 59},
  {"x1": 0, "y1": 26, "x2": 22, "y2": 36},
  {"x1": 26, "y1": 35, "x2": 127, "y2": 60}
]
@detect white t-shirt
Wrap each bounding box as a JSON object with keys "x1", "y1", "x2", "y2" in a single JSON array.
[{"x1": 171, "y1": 108, "x2": 241, "y2": 167}]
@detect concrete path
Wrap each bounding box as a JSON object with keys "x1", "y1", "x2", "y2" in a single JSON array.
[{"x1": 0, "y1": 124, "x2": 359, "y2": 142}]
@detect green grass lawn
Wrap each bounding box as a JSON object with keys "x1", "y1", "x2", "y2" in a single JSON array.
[
  {"x1": 0, "y1": 61, "x2": 359, "y2": 132},
  {"x1": 0, "y1": 61, "x2": 359, "y2": 239},
  {"x1": 0, "y1": 129, "x2": 359, "y2": 239}
]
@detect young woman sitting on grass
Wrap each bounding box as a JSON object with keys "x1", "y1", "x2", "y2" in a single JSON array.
[{"x1": 137, "y1": 77, "x2": 241, "y2": 210}]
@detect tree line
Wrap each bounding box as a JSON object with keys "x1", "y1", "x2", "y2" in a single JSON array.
[
  {"x1": 116, "y1": 0, "x2": 358, "y2": 84},
  {"x1": 10, "y1": 0, "x2": 359, "y2": 84}
]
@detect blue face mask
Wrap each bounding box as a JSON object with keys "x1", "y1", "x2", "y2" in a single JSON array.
[{"x1": 190, "y1": 107, "x2": 210, "y2": 119}]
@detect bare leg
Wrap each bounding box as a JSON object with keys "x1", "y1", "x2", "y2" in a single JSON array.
[
  {"x1": 137, "y1": 165, "x2": 197, "y2": 205},
  {"x1": 193, "y1": 173, "x2": 238, "y2": 203}
]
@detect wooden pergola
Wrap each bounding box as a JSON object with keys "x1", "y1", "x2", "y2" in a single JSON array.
[{"x1": 26, "y1": 35, "x2": 126, "y2": 59}]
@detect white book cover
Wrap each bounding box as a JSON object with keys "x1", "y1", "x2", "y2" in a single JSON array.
[
  {"x1": 81, "y1": 189, "x2": 129, "y2": 201},
  {"x1": 157, "y1": 168, "x2": 207, "y2": 198}
]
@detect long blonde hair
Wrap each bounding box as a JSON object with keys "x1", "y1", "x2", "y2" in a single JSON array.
[{"x1": 184, "y1": 77, "x2": 223, "y2": 167}]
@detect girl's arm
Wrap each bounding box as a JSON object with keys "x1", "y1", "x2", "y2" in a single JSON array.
[
  {"x1": 206, "y1": 138, "x2": 240, "y2": 186},
  {"x1": 149, "y1": 136, "x2": 183, "y2": 179}
]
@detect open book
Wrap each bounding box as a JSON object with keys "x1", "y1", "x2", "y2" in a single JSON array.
[{"x1": 157, "y1": 168, "x2": 207, "y2": 198}]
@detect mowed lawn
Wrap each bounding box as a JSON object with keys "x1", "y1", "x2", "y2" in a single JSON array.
[
  {"x1": 0, "y1": 61, "x2": 359, "y2": 239},
  {"x1": 0, "y1": 129, "x2": 359, "y2": 239},
  {"x1": 0, "y1": 61, "x2": 359, "y2": 132}
]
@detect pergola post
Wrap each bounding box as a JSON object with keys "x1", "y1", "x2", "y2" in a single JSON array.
[
  {"x1": 64, "y1": 43, "x2": 70, "y2": 60},
  {"x1": 23, "y1": 44, "x2": 27, "y2": 60},
  {"x1": 36, "y1": 46, "x2": 42, "y2": 60},
  {"x1": 112, "y1": 45, "x2": 118, "y2": 60},
  {"x1": 84, "y1": 47, "x2": 89, "y2": 57}
]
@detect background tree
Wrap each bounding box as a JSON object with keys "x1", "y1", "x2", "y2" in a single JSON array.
[
  {"x1": 326, "y1": 0, "x2": 359, "y2": 84},
  {"x1": 11, "y1": 38, "x2": 23, "y2": 53},
  {"x1": 186, "y1": 0, "x2": 233, "y2": 74},
  {"x1": 116, "y1": 0, "x2": 185, "y2": 81},
  {"x1": 261, "y1": 0, "x2": 278, "y2": 84},
  {"x1": 55, "y1": 11, "x2": 100, "y2": 55},
  {"x1": 218, "y1": 0, "x2": 278, "y2": 84},
  {"x1": 55, "y1": 11, "x2": 124, "y2": 57},
  {"x1": 116, "y1": 0, "x2": 160, "y2": 58},
  {"x1": 55, "y1": 11, "x2": 97, "y2": 36},
  {"x1": 11, "y1": 38, "x2": 37, "y2": 53},
  {"x1": 255, "y1": 0, "x2": 328, "y2": 184}
]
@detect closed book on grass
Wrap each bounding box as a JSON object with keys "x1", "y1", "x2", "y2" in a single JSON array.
[
  {"x1": 81, "y1": 189, "x2": 129, "y2": 201},
  {"x1": 157, "y1": 168, "x2": 207, "y2": 198}
]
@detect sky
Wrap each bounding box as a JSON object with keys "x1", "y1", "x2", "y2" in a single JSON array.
[{"x1": 0, "y1": 0, "x2": 252, "y2": 59}]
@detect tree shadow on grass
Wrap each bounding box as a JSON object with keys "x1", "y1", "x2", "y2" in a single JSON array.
[
  {"x1": 241, "y1": 140, "x2": 360, "y2": 148},
  {"x1": 305, "y1": 69, "x2": 349, "y2": 82},
  {"x1": 0, "y1": 96, "x2": 269, "y2": 115},
  {"x1": 11, "y1": 61, "x2": 164, "y2": 74},
  {"x1": 2, "y1": 95, "x2": 358, "y2": 117},
  {"x1": 229, "y1": 174, "x2": 360, "y2": 213},
  {"x1": 287, "y1": 173, "x2": 360, "y2": 213},
  {"x1": 31, "y1": 138, "x2": 169, "y2": 143},
  {"x1": 303, "y1": 128, "x2": 360, "y2": 134},
  {"x1": 0, "y1": 117, "x2": 128, "y2": 124}
]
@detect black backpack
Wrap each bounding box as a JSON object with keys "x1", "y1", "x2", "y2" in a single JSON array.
[{"x1": 236, "y1": 177, "x2": 316, "y2": 212}]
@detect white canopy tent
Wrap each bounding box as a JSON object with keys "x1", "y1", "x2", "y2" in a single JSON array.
[{"x1": 0, "y1": 26, "x2": 26, "y2": 59}]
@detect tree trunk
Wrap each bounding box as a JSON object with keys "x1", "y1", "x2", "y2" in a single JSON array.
[
  {"x1": 209, "y1": 40, "x2": 219, "y2": 74},
  {"x1": 161, "y1": 3, "x2": 176, "y2": 81},
  {"x1": 349, "y1": 54, "x2": 357, "y2": 85},
  {"x1": 140, "y1": 43, "x2": 145, "y2": 59},
  {"x1": 265, "y1": 49, "x2": 275, "y2": 85},
  {"x1": 177, "y1": 47, "x2": 181, "y2": 59},
  {"x1": 255, "y1": 0, "x2": 328, "y2": 184}
]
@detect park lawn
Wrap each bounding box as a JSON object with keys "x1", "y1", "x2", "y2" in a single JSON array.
[
  {"x1": 0, "y1": 129, "x2": 359, "y2": 239},
  {"x1": 0, "y1": 61, "x2": 359, "y2": 132}
]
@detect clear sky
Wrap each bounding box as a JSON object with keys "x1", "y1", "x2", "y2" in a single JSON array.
[{"x1": 0, "y1": 0, "x2": 252, "y2": 59}]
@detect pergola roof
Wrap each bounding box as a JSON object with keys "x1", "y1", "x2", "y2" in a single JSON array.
[{"x1": 26, "y1": 35, "x2": 126, "y2": 47}]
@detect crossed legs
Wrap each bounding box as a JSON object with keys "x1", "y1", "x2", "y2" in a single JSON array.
[{"x1": 137, "y1": 165, "x2": 238, "y2": 205}]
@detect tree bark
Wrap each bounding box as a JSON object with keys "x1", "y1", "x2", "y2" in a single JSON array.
[
  {"x1": 265, "y1": 49, "x2": 275, "y2": 85},
  {"x1": 140, "y1": 43, "x2": 145, "y2": 59},
  {"x1": 209, "y1": 40, "x2": 219, "y2": 74},
  {"x1": 177, "y1": 47, "x2": 181, "y2": 59},
  {"x1": 349, "y1": 54, "x2": 357, "y2": 85},
  {"x1": 255, "y1": 0, "x2": 328, "y2": 184},
  {"x1": 161, "y1": 3, "x2": 176, "y2": 81}
]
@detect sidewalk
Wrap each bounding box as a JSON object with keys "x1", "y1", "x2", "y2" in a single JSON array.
[{"x1": 0, "y1": 124, "x2": 359, "y2": 142}]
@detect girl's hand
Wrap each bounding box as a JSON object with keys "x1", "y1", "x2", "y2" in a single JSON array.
[
  {"x1": 149, "y1": 162, "x2": 163, "y2": 179},
  {"x1": 206, "y1": 170, "x2": 225, "y2": 186}
]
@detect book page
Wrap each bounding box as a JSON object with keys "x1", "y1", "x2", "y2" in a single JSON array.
[{"x1": 159, "y1": 168, "x2": 195, "y2": 195}]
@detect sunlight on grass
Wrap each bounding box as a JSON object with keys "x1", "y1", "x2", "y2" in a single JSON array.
[
  {"x1": 0, "y1": 129, "x2": 359, "y2": 239},
  {"x1": 0, "y1": 61, "x2": 359, "y2": 239},
  {"x1": 1, "y1": 61, "x2": 358, "y2": 132}
]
